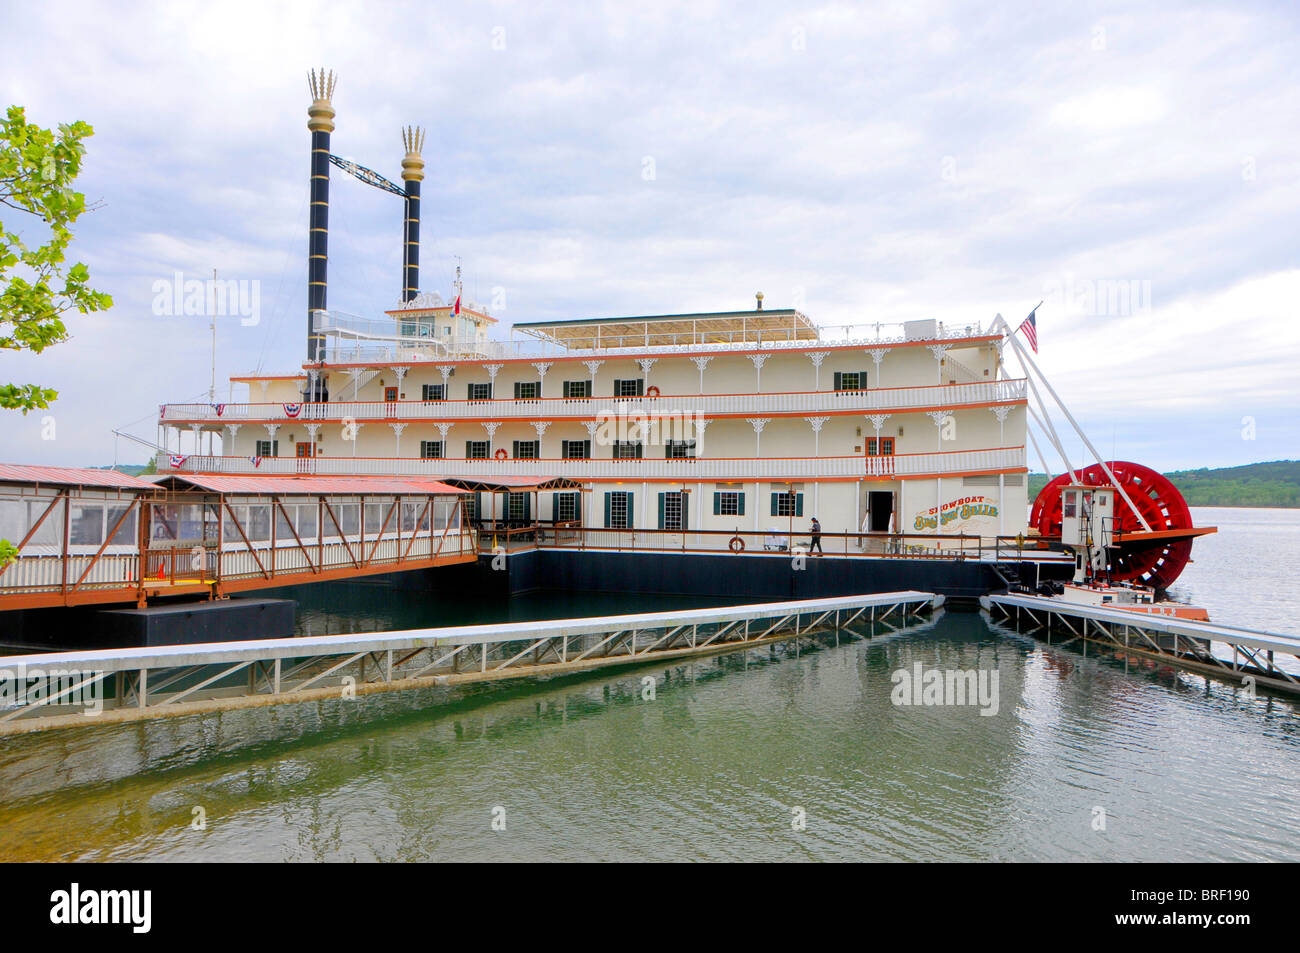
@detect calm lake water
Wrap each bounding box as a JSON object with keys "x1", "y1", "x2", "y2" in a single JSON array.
[{"x1": 0, "y1": 507, "x2": 1295, "y2": 861}]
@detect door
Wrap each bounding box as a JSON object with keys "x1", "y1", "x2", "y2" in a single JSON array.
[
  {"x1": 296, "y1": 442, "x2": 314, "y2": 458},
  {"x1": 868, "y1": 491, "x2": 894, "y2": 533}
]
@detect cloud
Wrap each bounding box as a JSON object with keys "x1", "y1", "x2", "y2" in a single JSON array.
[{"x1": 0, "y1": 0, "x2": 1296, "y2": 471}]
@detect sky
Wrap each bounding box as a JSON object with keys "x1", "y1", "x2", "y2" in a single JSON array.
[{"x1": 0, "y1": 0, "x2": 1296, "y2": 471}]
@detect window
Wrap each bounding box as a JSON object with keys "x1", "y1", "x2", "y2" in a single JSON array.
[
  {"x1": 513, "y1": 381, "x2": 540, "y2": 400},
  {"x1": 613, "y1": 378, "x2": 645, "y2": 398},
  {"x1": 1063, "y1": 490, "x2": 1077, "y2": 519},
  {"x1": 468, "y1": 382, "x2": 493, "y2": 401},
  {"x1": 866, "y1": 437, "x2": 895, "y2": 456},
  {"x1": 555, "y1": 492, "x2": 581, "y2": 523},
  {"x1": 658, "y1": 491, "x2": 688, "y2": 530},
  {"x1": 613, "y1": 441, "x2": 643, "y2": 459},
  {"x1": 69, "y1": 504, "x2": 104, "y2": 546},
  {"x1": 255, "y1": 439, "x2": 278, "y2": 458},
  {"x1": 506, "y1": 493, "x2": 530, "y2": 521},
  {"x1": 465, "y1": 440, "x2": 490, "y2": 459},
  {"x1": 563, "y1": 380, "x2": 591, "y2": 399},
  {"x1": 770, "y1": 491, "x2": 804, "y2": 517},
  {"x1": 512, "y1": 440, "x2": 539, "y2": 459},
  {"x1": 422, "y1": 384, "x2": 445, "y2": 401},
  {"x1": 384, "y1": 387, "x2": 398, "y2": 402},
  {"x1": 420, "y1": 440, "x2": 444, "y2": 459},
  {"x1": 604, "y1": 491, "x2": 633, "y2": 529},
  {"x1": 561, "y1": 439, "x2": 591, "y2": 459},
  {"x1": 833, "y1": 370, "x2": 868, "y2": 391},
  {"x1": 666, "y1": 439, "x2": 696, "y2": 459},
  {"x1": 713, "y1": 491, "x2": 744, "y2": 516}
]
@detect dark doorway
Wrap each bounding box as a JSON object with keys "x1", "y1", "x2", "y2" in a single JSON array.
[{"x1": 868, "y1": 491, "x2": 894, "y2": 532}]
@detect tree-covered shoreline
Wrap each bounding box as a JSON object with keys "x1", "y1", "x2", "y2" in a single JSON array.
[{"x1": 1028, "y1": 460, "x2": 1300, "y2": 508}]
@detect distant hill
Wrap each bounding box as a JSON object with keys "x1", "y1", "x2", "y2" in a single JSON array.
[
  {"x1": 88, "y1": 463, "x2": 155, "y2": 477},
  {"x1": 1028, "y1": 460, "x2": 1300, "y2": 508}
]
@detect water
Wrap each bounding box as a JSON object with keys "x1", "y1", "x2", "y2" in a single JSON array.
[{"x1": 0, "y1": 508, "x2": 1296, "y2": 861}]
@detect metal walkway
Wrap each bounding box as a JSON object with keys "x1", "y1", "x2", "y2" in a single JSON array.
[
  {"x1": 0, "y1": 591, "x2": 941, "y2": 734},
  {"x1": 983, "y1": 591, "x2": 1300, "y2": 695}
]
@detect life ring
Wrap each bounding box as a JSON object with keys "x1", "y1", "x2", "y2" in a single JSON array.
[
  {"x1": 729, "y1": 535, "x2": 745, "y2": 553},
  {"x1": 495, "y1": 448, "x2": 508, "y2": 460},
  {"x1": 646, "y1": 385, "x2": 660, "y2": 397}
]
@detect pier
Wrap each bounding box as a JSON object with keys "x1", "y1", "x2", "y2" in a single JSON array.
[
  {"x1": 0, "y1": 591, "x2": 940, "y2": 733},
  {"x1": 983, "y1": 591, "x2": 1300, "y2": 696}
]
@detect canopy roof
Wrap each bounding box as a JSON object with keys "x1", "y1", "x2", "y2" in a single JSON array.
[
  {"x1": 154, "y1": 474, "x2": 467, "y2": 496},
  {"x1": 443, "y1": 476, "x2": 585, "y2": 493},
  {"x1": 0, "y1": 463, "x2": 158, "y2": 490},
  {"x1": 512, "y1": 309, "x2": 817, "y2": 350}
]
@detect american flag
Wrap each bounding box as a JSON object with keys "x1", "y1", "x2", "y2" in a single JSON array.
[
  {"x1": 168, "y1": 454, "x2": 187, "y2": 469},
  {"x1": 1017, "y1": 310, "x2": 1039, "y2": 354}
]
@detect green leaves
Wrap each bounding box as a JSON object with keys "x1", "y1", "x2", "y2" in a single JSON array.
[{"x1": 1, "y1": 104, "x2": 113, "y2": 412}]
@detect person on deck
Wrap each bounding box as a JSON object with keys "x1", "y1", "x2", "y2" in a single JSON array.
[{"x1": 809, "y1": 517, "x2": 823, "y2": 555}]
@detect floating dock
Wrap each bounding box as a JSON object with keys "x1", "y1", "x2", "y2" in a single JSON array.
[
  {"x1": 0, "y1": 591, "x2": 940, "y2": 734},
  {"x1": 983, "y1": 591, "x2": 1300, "y2": 695}
]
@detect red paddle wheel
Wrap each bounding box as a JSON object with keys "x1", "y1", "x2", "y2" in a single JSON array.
[{"x1": 1030, "y1": 461, "x2": 1195, "y2": 590}]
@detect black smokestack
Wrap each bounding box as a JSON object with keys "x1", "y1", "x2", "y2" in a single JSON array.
[
  {"x1": 400, "y1": 126, "x2": 425, "y2": 302},
  {"x1": 306, "y1": 68, "x2": 336, "y2": 365}
]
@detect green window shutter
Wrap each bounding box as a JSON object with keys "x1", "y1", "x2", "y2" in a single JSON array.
[
  {"x1": 770, "y1": 492, "x2": 779, "y2": 516},
  {"x1": 635, "y1": 443, "x2": 643, "y2": 459},
  {"x1": 523, "y1": 494, "x2": 531, "y2": 522},
  {"x1": 713, "y1": 492, "x2": 721, "y2": 515},
  {"x1": 627, "y1": 492, "x2": 634, "y2": 529},
  {"x1": 738, "y1": 493, "x2": 746, "y2": 516},
  {"x1": 465, "y1": 440, "x2": 472, "y2": 457},
  {"x1": 613, "y1": 378, "x2": 622, "y2": 397},
  {"x1": 657, "y1": 492, "x2": 665, "y2": 529},
  {"x1": 861, "y1": 369, "x2": 869, "y2": 389},
  {"x1": 604, "y1": 492, "x2": 611, "y2": 528},
  {"x1": 583, "y1": 440, "x2": 591, "y2": 458},
  {"x1": 796, "y1": 493, "x2": 804, "y2": 517},
  {"x1": 833, "y1": 371, "x2": 842, "y2": 390},
  {"x1": 467, "y1": 383, "x2": 474, "y2": 399},
  {"x1": 512, "y1": 440, "x2": 520, "y2": 457},
  {"x1": 681, "y1": 496, "x2": 688, "y2": 531},
  {"x1": 574, "y1": 493, "x2": 582, "y2": 522},
  {"x1": 636, "y1": 379, "x2": 645, "y2": 396}
]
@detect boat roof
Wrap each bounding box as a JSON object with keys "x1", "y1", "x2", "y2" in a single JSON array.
[
  {"x1": 513, "y1": 309, "x2": 817, "y2": 349},
  {"x1": 0, "y1": 463, "x2": 158, "y2": 490}
]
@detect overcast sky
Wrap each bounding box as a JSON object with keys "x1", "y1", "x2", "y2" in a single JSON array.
[{"x1": 1, "y1": 0, "x2": 1296, "y2": 471}]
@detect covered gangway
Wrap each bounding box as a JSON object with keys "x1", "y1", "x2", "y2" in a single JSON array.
[{"x1": 0, "y1": 466, "x2": 477, "y2": 610}]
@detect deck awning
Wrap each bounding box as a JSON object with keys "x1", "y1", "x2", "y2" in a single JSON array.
[
  {"x1": 153, "y1": 474, "x2": 468, "y2": 496},
  {"x1": 442, "y1": 476, "x2": 585, "y2": 493},
  {"x1": 0, "y1": 463, "x2": 159, "y2": 491},
  {"x1": 512, "y1": 309, "x2": 818, "y2": 349}
]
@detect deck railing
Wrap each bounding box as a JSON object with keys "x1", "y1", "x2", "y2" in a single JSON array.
[
  {"x1": 160, "y1": 379, "x2": 1026, "y2": 424},
  {"x1": 156, "y1": 446, "x2": 1026, "y2": 480}
]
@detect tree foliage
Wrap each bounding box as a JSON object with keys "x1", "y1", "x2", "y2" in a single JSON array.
[{"x1": 0, "y1": 104, "x2": 113, "y2": 413}]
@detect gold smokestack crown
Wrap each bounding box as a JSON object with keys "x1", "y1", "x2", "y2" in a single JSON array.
[
  {"x1": 401, "y1": 126, "x2": 426, "y2": 182},
  {"x1": 307, "y1": 68, "x2": 337, "y2": 133}
]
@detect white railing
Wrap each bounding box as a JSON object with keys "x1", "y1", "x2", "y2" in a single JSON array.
[
  {"x1": 157, "y1": 446, "x2": 1025, "y2": 481},
  {"x1": 314, "y1": 311, "x2": 989, "y2": 364},
  {"x1": 161, "y1": 379, "x2": 1026, "y2": 424}
]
